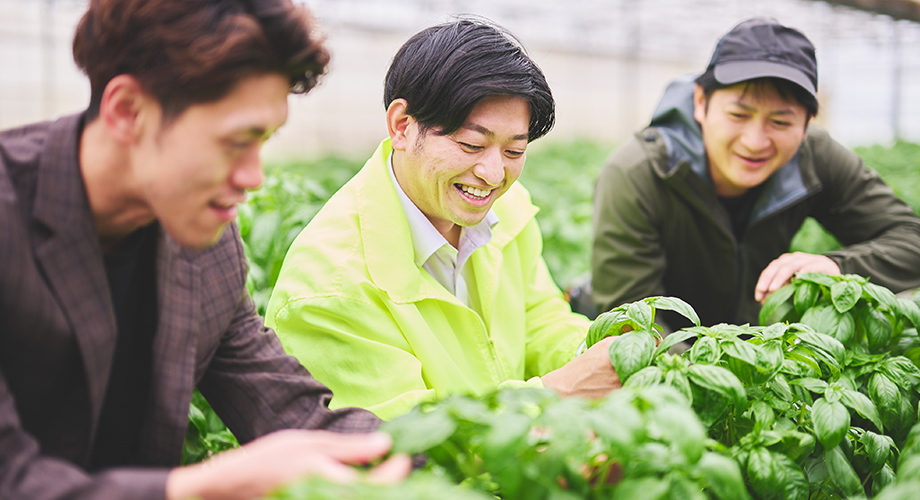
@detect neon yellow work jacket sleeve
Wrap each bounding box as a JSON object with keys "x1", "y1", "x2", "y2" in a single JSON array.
[{"x1": 265, "y1": 139, "x2": 589, "y2": 420}]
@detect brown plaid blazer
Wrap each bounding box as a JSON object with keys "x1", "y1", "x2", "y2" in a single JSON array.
[{"x1": 0, "y1": 114, "x2": 380, "y2": 500}]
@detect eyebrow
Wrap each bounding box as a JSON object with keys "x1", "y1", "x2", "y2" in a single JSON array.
[
  {"x1": 462, "y1": 123, "x2": 529, "y2": 142},
  {"x1": 733, "y1": 101, "x2": 798, "y2": 116}
]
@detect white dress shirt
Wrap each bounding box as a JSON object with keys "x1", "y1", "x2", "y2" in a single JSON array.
[{"x1": 387, "y1": 152, "x2": 498, "y2": 311}]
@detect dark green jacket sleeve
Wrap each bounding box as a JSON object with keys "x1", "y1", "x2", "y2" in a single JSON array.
[{"x1": 807, "y1": 130, "x2": 920, "y2": 293}]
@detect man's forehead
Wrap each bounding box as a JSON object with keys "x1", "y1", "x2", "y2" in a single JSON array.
[
  {"x1": 721, "y1": 82, "x2": 808, "y2": 114},
  {"x1": 460, "y1": 122, "x2": 528, "y2": 142}
]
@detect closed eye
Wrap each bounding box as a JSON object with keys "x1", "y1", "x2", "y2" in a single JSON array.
[{"x1": 458, "y1": 142, "x2": 484, "y2": 153}]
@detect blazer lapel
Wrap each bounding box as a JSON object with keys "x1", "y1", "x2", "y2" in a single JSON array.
[
  {"x1": 31, "y1": 114, "x2": 116, "y2": 436},
  {"x1": 141, "y1": 232, "x2": 200, "y2": 464}
]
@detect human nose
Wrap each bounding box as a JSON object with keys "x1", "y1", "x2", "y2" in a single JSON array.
[
  {"x1": 232, "y1": 147, "x2": 265, "y2": 191},
  {"x1": 473, "y1": 147, "x2": 505, "y2": 187},
  {"x1": 740, "y1": 121, "x2": 772, "y2": 153}
]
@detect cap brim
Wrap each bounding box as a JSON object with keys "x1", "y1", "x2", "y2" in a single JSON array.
[{"x1": 714, "y1": 60, "x2": 816, "y2": 97}]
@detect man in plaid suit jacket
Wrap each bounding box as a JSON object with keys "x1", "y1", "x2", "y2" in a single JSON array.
[{"x1": 0, "y1": 1, "x2": 409, "y2": 499}]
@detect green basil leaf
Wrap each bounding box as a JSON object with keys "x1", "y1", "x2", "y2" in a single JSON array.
[
  {"x1": 863, "y1": 282, "x2": 899, "y2": 312},
  {"x1": 831, "y1": 280, "x2": 862, "y2": 313},
  {"x1": 881, "y1": 356, "x2": 920, "y2": 389},
  {"x1": 745, "y1": 447, "x2": 787, "y2": 499},
  {"x1": 649, "y1": 403, "x2": 707, "y2": 464},
  {"x1": 772, "y1": 429, "x2": 816, "y2": 463},
  {"x1": 759, "y1": 283, "x2": 796, "y2": 325},
  {"x1": 751, "y1": 400, "x2": 775, "y2": 429},
  {"x1": 188, "y1": 404, "x2": 208, "y2": 434},
  {"x1": 767, "y1": 374, "x2": 794, "y2": 404},
  {"x1": 839, "y1": 388, "x2": 883, "y2": 432},
  {"x1": 586, "y1": 310, "x2": 630, "y2": 348},
  {"x1": 789, "y1": 377, "x2": 829, "y2": 393},
  {"x1": 751, "y1": 341, "x2": 784, "y2": 385},
  {"x1": 863, "y1": 307, "x2": 894, "y2": 353},
  {"x1": 609, "y1": 331, "x2": 656, "y2": 384},
  {"x1": 667, "y1": 476, "x2": 708, "y2": 500},
  {"x1": 812, "y1": 398, "x2": 850, "y2": 450},
  {"x1": 893, "y1": 297, "x2": 920, "y2": 329},
  {"x1": 696, "y1": 452, "x2": 752, "y2": 500},
  {"x1": 628, "y1": 300, "x2": 654, "y2": 333},
  {"x1": 653, "y1": 329, "x2": 699, "y2": 358},
  {"x1": 783, "y1": 349, "x2": 822, "y2": 378},
  {"x1": 664, "y1": 369, "x2": 693, "y2": 403},
  {"x1": 861, "y1": 430, "x2": 891, "y2": 475},
  {"x1": 688, "y1": 364, "x2": 746, "y2": 410},
  {"x1": 648, "y1": 296, "x2": 701, "y2": 326},
  {"x1": 382, "y1": 408, "x2": 457, "y2": 454},
  {"x1": 800, "y1": 305, "x2": 855, "y2": 345},
  {"x1": 591, "y1": 395, "x2": 642, "y2": 448},
  {"x1": 795, "y1": 328, "x2": 845, "y2": 366},
  {"x1": 824, "y1": 444, "x2": 862, "y2": 498},
  {"x1": 795, "y1": 272, "x2": 837, "y2": 288},
  {"x1": 761, "y1": 323, "x2": 788, "y2": 341},
  {"x1": 823, "y1": 382, "x2": 843, "y2": 404},
  {"x1": 624, "y1": 365, "x2": 664, "y2": 388},
  {"x1": 870, "y1": 463, "x2": 895, "y2": 497},
  {"x1": 612, "y1": 477, "x2": 670, "y2": 500},
  {"x1": 481, "y1": 411, "x2": 532, "y2": 459},
  {"x1": 794, "y1": 281, "x2": 821, "y2": 316},
  {"x1": 868, "y1": 372, "x2": 902, "y2": 429},
  {"x1": 687, "y1": 335, "x2": 721, "y2": 365},
  {"x1": 721, "y1": 339, "x2": 761, "y2": 367}
]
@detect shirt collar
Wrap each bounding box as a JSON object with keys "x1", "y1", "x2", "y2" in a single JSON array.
[{"x1": 387, "y1": 152, "x2": 498, "y2": 267}]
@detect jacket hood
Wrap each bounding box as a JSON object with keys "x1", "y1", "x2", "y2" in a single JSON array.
[
  {"x1": 649, "y1": 75, "x2": 709, "y2": 180},
  {"x1": 648, "y1": 75, "x2": 812, "y2": 224}
]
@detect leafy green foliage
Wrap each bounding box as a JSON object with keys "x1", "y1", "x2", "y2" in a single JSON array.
[
  {"x1": 185, "y1": 139, "x2": 920, "y2": 495},
  {"x1": 182, "y1": 389, "x2": 239, "y2": 465},
  {"x1": 267, "y1": 472, "x2": 493, "y2": 500},
  {"x1": 589, "y1": 278, "x2": 919, "y2": 499},
  {"x1": 517, "y1": 139, "x2": 611, "y2": 288},
  {"x1": 239, "y1": 157, "x2": 362, "y2": 315},
  {"x1": 377, "y1": 385, "x2": 747, "y2": 500}
]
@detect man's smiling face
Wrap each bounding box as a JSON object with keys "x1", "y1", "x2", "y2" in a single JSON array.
[
  {"x1": 693, "y1": 81, "x2": 810, "y2": 198},
  {"x1": 392, "y1": 94, "x2": 530, "y2": 244}
]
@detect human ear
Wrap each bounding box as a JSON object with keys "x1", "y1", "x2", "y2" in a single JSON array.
[
  {"x1": 692, "y1": 84, "x2": 708, "y2": 124},
  {"x1": 386, "y1": 98, "x2": 413, "y2": 151},
  {"x1": 97, "y1": 75, "x2": 155, "y2": 144}
]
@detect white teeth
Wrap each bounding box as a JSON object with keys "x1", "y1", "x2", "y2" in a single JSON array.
[{"x1": 459, "y1": 184, "x2": 490, "y2": 199}]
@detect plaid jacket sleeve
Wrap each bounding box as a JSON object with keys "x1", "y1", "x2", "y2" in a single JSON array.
[{"x1": 194, "y1": 225, "x2": 381, "y2": 443}]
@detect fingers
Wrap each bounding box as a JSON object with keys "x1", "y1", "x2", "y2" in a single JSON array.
[
  {"x1": 754, "y1": 259, "x2": 797, "y2": 303},
  {"x1": 317, "y1": 431, "x2": 394, "y2": 464},
  {"x1": 365, "y1": 453, "x2": 413, "y2": 485},
  {"x1": 542, "y1": 335, "x2": 621, "y2": 399},
  {"x1": 755, "y1": 252, "x2": 842, "y2": 303}
]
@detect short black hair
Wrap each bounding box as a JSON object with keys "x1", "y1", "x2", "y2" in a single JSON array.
[
  {"x1": 695, "y1": 70, "x2": 819, "y2": 118},
  {"x1": 384, "y1": 17, "x2": 554, "y2": 142}
]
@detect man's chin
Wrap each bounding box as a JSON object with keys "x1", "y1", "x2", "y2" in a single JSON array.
[{"x1": 170, "y1": 224, "x2": 228, "y2": 250}]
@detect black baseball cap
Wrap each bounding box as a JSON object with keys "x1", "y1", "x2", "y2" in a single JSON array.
[{"x1": 706, "y1": 17, "x2": 818, "y2": 98}]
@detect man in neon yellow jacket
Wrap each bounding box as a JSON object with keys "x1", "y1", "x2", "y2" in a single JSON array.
[{"x1": 266, "y1": 18, "x2": 621, "y2": 420}]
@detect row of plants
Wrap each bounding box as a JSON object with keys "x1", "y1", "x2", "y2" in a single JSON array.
[
  {"x1": 270, "y1": 273, "x2": 920, "y2": 499},
  {"x1": 184, "y1": 139, "x2": 920, "y2": 492}
]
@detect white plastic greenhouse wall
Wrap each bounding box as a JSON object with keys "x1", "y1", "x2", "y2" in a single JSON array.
[{"x1": 2, "y1": 0, "x2": 920, "y2": 160}]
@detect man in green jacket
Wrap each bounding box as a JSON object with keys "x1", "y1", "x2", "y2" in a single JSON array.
[
  {"x1": 591, "y1": 17, "x2": 920, "y2": 330},
  {"x1": 266, "y1": 18, "x2": 621, "y2": 420}
]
